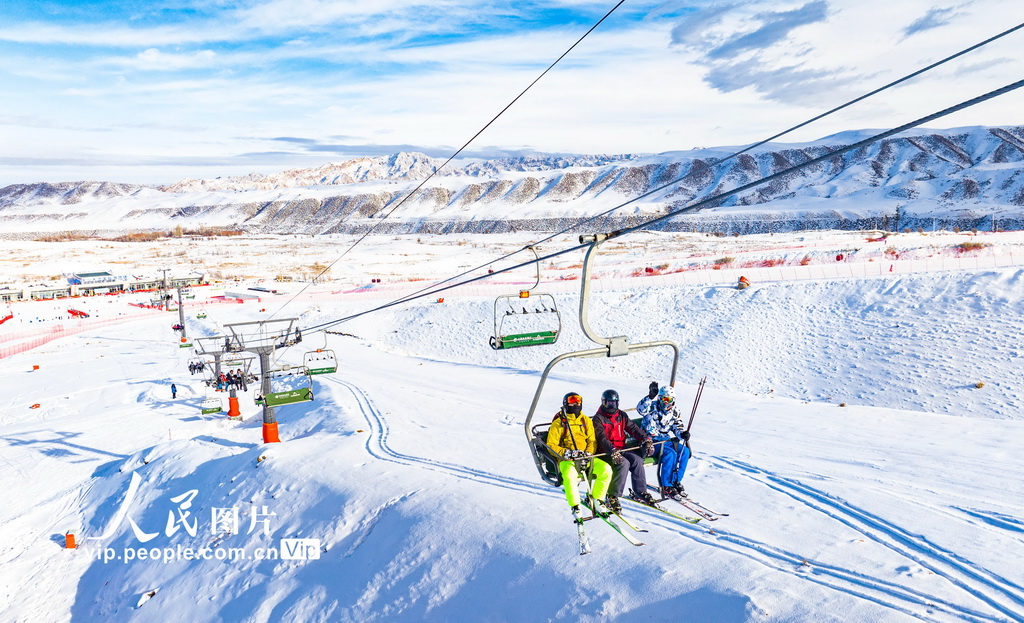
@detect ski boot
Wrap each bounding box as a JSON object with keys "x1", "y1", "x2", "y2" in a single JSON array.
[
  {"x1": 570, "y1": 505, "x2": 585, "y2": 525},
  {"x1": 660, "y1": 486, "x2": 678, "y2": 501},
  {"x1": 673, "y1": 484, "x2": 687, "y2": 498},
  {"x1": 590, "y1": 497, "x2": 611, "y2": 518},
  {"x1": 629, "y1": 489, "x2": 658, "y2": 507},
  {"x1": 605, "y1": 495, "x2": 622, "y2": 514}
]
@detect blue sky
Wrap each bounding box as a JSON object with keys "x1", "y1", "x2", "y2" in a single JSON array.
[{"x1": 0, "y1": 0, "x2": 1021, "y2": 185}]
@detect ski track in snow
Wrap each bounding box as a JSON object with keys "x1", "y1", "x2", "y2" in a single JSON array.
[
  {"x1": 329, "y1": 375, "x2": 553, "y2": 497},
  {"x1": 329, "y1": 374, "x2": 1022, "y2": 623},
  {"x1": 711, "y1": 456, "x2": 1024, "y2": 623}
]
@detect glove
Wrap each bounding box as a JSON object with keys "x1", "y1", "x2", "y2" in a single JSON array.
[
  {"x1": 642, "y1": 438, "x2": 655, "y2": 458},
  {"x1": 563, "y1": 449, "x2": 587, "y2": 460},
  {"x1": 648, "y1": 381, "x2": 659, "y2": 400},
  {"x1": 610, "y1": 449, "x2": 623, "y2": 465},
  {"x1": 678, "y1": 430, "x2": 691, "y2": 442}
]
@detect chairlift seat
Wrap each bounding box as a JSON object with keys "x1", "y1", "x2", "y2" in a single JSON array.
[{"x1": 530, "y1": 422, "x2": 564, "y2": 487}]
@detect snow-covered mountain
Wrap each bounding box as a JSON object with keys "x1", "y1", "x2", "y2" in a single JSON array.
[{"x1": 2, "y1": 125, "x2": 1023, "y2": 237}]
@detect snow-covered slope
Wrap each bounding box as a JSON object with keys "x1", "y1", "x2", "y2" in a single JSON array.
[
  {"x1": 2, "y1": 125, "x2": 1023, "y2": 237},
  {"x1": 2, "y1": 254, "x2": 1023, "y2": 622}
]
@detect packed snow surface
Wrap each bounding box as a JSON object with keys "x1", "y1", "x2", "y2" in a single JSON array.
[{"x1": 1, "y1": 230, "x2": 1023, "y2": 623}]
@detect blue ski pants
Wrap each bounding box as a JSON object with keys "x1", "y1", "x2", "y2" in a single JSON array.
[{"x1": 653, "y1": 437, "x2": 691, "y2": 487}]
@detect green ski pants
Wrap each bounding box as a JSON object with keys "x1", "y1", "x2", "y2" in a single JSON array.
[{"x1": 559, "y1": 458, "x2": 612, "y2": 508}]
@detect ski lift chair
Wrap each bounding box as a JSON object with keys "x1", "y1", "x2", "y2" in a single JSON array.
[
  {"x1": 257, "y1": 364, "x2": 314, "y2": 407},
  {"x1": 201, "y1": 396, "x2": 223, "y2": 415},
  {"x1": 489, "y1": 246, "x2": 562, "y2": 350},
  {"x1": 490, "y1": 291, "x2": 561, "y2": 350},
  {"x1": 523, "y1": 233, "x2": 680, "y2": 487},
  {"x1": 303, "y1": 349, "x2": 338, "y2": 375}
]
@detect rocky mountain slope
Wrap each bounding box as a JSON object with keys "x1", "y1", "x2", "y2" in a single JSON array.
[{"x1": 1, "y1": 125, "x2": 1022, "y2": 237}]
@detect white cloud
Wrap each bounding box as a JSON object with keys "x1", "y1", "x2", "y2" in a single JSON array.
[{"x1": 130, "y1": 48, "x2": 219, "y2": 71}]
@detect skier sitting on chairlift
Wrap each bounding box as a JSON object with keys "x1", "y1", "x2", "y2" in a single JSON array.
[
  {"x1": 546, "y1": 392, "x2": 614, "y2": 524},
  {"x1": 592, "y1": 389, "x2": 656, "y2": 511},
  {"x1": 637, "y1": 382, "x2": 692, "y2": 500}
]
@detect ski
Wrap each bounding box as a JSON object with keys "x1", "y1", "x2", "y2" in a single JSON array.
[
  {"x1": 580, "y1": 498, "x2": 645, "y2": 546},
  {"x1": 575, "y1": 519, "x2": 592, "y2": 555},
  {"x1": 682, "y1": 498, "x2": 729, "y2": 517},
  {"x1": 611, "y1": 510, "x2": 648, "y2": 533},
  {"x1": 647, "y1": 485, "x2": 729, "y2": 519},
  {"x1": 624, "y1": 495, "x2": 702, "y2": 524},
  {"x1": 647, "y1": 486, "x2": 718, "y2": 521},
  {"x1": 675, "y1": 499, "x2": 718, "y2": 521},
  {"x1": 583, "y1": 494, "x2": 647, "y2": 533}
]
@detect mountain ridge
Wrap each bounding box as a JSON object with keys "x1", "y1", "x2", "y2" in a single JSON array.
[{"x1": 2, "y1": 125, "x2": 1023, "y2": 236}]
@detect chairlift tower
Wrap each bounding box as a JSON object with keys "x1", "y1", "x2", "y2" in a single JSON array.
[
  {"x1": 175, "y1": 287, "x2": 187, "y2": 338},
  {"x1": 159, "y1": 267, "x2": 170, "y2": 312},
  {"x1": 223, "y1": 318, "x2": 303, "y2": 443}
]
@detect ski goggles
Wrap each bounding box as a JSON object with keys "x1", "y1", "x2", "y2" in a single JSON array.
[
  {"x1": 660, "y1": 396, "x2": 674, "y2": 406},
  {"x1": 564, "y1": 394, "x2": 583, "y2": 406}
]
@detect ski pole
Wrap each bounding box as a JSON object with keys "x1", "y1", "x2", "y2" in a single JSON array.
[
  {"x1": 684, "y1": 376, "x2": 706, "y2": 450},
  {"x1": 686, "y1": 376, "x2": 706, "y2": 432}
]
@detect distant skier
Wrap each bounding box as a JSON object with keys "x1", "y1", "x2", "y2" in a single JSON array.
[
  {"x1": 546, "y1": 392, "x2": 613, "y2": 524},
  {"x1": 592, "y1": 389, "x2": 655, "y2": 511},
  {"x1": 637, "y1": 382, "x2": 691, "y2": 500},
  {"x1": 171, "y1": 383, "x2": 177, "y2": 399}
]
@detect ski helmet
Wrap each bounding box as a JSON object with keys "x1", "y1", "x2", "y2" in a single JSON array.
[
  {"x1": 600, "y1": 389, "x2": 619, "y2": 411},
  {"x1": 658, "y1": 385, "x2": 676, "y2": 407}
]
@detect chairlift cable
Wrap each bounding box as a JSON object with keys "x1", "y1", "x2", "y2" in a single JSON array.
[
  {"x1": 267, "y1": 1, "x2": 627, "y2": 321},
  {"x1": 304, "y1": 77, "x2": 1024, "y2": 333},
  {"x1": 363, "y1": 21, "x2": 1024, "y2": 313}
]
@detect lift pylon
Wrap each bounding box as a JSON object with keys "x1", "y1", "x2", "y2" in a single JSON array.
[{"x1": 223, "y1": 318, "x2": 305, "y2": 443}]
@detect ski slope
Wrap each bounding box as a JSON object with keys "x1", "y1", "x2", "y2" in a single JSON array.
[{"x1": 1, "y1": 242, "x2": 1023, "y2": 622}]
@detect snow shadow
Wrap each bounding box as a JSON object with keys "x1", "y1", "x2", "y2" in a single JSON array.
[{"x1": 0, "y1": 429, "x2": 128, "y2": 463}]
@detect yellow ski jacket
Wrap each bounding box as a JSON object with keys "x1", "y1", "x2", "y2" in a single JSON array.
[{"x1": 546, "y1": 410, "x2": 597, "y2": 458}]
